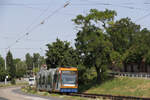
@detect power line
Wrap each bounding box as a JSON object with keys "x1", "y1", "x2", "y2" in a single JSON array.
[
  {"x1": 0, "y1": 3, "x2": 50, "y2": 6},
  {"x1": 135, "y1": 12, "x2": 150, "y2": 22},
  {"x1": 7, "y1": 1, "x2": 70, "y2": 49},
  {"x1": 72, "y1": 2, "x2": 149, "y2": 11}
]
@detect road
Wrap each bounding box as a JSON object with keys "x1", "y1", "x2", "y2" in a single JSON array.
[{"x1": 0, "y1": 87, "x2": 63, "y2": 100}]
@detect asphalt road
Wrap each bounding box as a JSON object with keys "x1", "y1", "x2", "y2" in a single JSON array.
[
  {"x1": 0, "y1": 97, "x2": 8, "y2": 100},
  {"x1": 0, "y1": 87, "x2": 64, "y2": 100}
]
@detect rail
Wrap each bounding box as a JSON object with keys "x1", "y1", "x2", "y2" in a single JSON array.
[{"x1": 68, "y1": 93, "x2": 150, "y2": 100}]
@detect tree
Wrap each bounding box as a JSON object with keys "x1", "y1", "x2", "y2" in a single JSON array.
[
  {"x1": 25, "y1": 53, "x2": 33, "y2": 70},
  {"x1": 107, "y1": 18, "x2": 141, "y2": 54},
  {"x1": 39, "y1": 56, "x2": 46, "y2": 66},
  {"x1": 46, "y1": 38, "x2": 79, "y2": 69},
  {"x1": 13, "y1": 58, "x2": 21, "y2": 66},
  {"x1": 124, "y1": 28, "x2": 150, "y2": 72},
  {"x1": 16, "y1": 61, "x2": 27, "y2": 78},
  {"x1": 0, "y1": 55, "x2": 5, "y2": 70},
  {"x1": 6, "y1": 51, "x2": 16, "y2": 79},
  {"x1": 33, "y1": 53, "x2": 40, "y2": 68},
  {"x1": 0, "y1": 55, "x2": 7, "y2": 81},
  {"x1": 73, "y1": 9, "x2": 119, "y2": 83}
]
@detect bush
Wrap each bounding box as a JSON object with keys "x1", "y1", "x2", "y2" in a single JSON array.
[{"x1": 11, "y1": 78, "x2": 16, "y2": 85}]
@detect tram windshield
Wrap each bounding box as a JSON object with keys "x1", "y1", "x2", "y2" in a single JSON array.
[{"x1": 61, "y1": 71, "x2": 77, "y2": 85}]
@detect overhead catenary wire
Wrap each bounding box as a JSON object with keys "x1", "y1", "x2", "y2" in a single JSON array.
[
  {"x1": 7, "y1": 1, "x2": 70, "y2": 49},
  {"x1": 5, "y1": 0, "x2": 150, "y2": 56},
  {"x1": 72, "y1": 2, "x2": 149, "y2": 11},
  {"x1": 135, "y1": 12, "x2": 150, "y2": 22}
]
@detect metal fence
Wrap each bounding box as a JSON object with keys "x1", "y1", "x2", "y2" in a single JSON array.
[{"x1": 110, "y1": 72, "x2": 150, "y2": 79}]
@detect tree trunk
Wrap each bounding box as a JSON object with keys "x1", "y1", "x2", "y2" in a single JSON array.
[{"x1": 95, "y1": 65, "x2": 101, "y2": 83}]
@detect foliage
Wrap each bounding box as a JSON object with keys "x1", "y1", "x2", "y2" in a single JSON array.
[
  {"x1": 11, "y1": 78, "x2": 16, "y2": 85},
  {"x1": 6, "y1": 51, "x2": 16, "y2": 79},
  {"x1": 86, "y1": 77, "x2": 150, "y2": 98},
  {"x1": 73, "y1": 9, "x2": 119, "y2": 83},
  {"x1": 0, "y1": 55, "x2": 5, "y2": 69},
  {"x1": 38, "y1": 56, "x2": 46, "y2": 67},
  {"x1": 46, "y1": 38, "x2": 79, "y2": 69},
  {"x1": 0, "y1": 69, "x2": 7, "y2": 81},
  {"x1": 32, "y1": 67, "x2": 40, "y2": 74},
  {"x1": 107, "y1": 18, "x2": 141, "y2": 54},
  {"x1": 33, "y1": 53, "x2": 40, "y2": 68},
  {"x1": 25, "y1": 53, "x2": 33, "y2": 70},
  {"x1": 13, "y1": 58, "x2": 21, "y2": 66},
  {"x1": 0, "y1": 55, "x2": 7, "y2": 81},
  {"x1": 78, "y1": 65, "x2": 93, "y2": 85},
  {"x1": 16, "y1": 61, "x2": 27, "y2": 78}
]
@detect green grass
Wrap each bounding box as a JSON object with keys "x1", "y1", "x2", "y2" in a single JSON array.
[
  {"x1": 22, "y1": 77, "x2": 150, "y2": 99},
  {"x1": 0, "y1": 81, "x2": 28, "y2": 87},
  {"x1": 85, "y1": 77, "x2": 150, "y2": 98},
  {"x1": 22, "y1": 86, "x2": 96, "y2": 100}
]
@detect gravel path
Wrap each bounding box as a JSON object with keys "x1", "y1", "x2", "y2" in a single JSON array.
[{"x1": 0, "y1": 87, "x2": 64, "y2": 100}]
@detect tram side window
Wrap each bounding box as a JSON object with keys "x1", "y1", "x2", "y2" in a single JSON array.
[
  {"x1": 54, "y1": 72, "x2": 59, "y2": 89},
  {"x1": 36, "y1": 77, "x2": 38, "y2": 86},
  {"x1": 39, "y1": 75, "x2": 42, "y2": 86},
  {"x1": 47, "y1": 74, "x2": 52, "y2": 87},
  {"x1": 54, "y1": 73, "x2": 58, "y2": 89},
  {"x1": 45, "y1": 76, "x2": 47, "y2": 88},
  {"x1": 56, "y1": 74, "x2": 60, "y2": 89},
  {"x1": 54, "y1": 73, "x2": 57, "y2": 84},
  {"x1": 42, "y1": 76, "x2": 45, "y2": 85}
]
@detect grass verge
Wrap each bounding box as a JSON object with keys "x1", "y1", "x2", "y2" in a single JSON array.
[
  {"x1": 84, "y1": 77, "x2": 150, "y2": 98},
  {"x1": 0, "y1": 82, "x2": 28, "y2": 87},
  {"x1": 21, "y1": 86, "x2": 97, "y2": 100}
]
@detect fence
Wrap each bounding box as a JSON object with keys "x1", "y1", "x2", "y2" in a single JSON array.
[{"x1": 110, "y1": 72, "x2": 150, "y2": 79}]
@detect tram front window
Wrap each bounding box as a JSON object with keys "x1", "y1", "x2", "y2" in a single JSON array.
[{"x1": 61, "y1": 71, "x2": 77, "y2": 86}]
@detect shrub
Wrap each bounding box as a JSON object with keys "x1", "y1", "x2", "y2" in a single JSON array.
[{"x1": 11, "y1": 78, "x2": 16, "y2": 85}]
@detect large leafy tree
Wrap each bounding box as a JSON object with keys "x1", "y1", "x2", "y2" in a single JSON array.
[
  {"x1": 107, "y1": 18, "x2": 141, "y2": 54},
  {"x1": 107, "y1": 18, "x2": 150, "y2": 72},
  {"x1": 46, "y1": 38, "x2": 78, "y2": 69},
  {"x1": 6, "y1": 51, "x2": 16, "y2": 79},
  {"x1": 124, "y1": 28, "x2": 150, "y2": 72},
  {"x1": 106, "y1": 18, "x2": 141, "y2": 71},
  {"x1": 73, "y1": 9, "x2": 120, "y2": 83}
]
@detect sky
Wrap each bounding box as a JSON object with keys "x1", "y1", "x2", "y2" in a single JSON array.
[{"x1": 0, "y1": 0, "x2": 150, "y2": 60}]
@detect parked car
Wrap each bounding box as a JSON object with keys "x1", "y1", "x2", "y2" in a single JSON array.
[{"x1": 28, "y1": 77, "x2": 35, "y2": 86}]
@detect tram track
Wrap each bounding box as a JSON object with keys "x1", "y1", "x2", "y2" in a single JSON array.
[
  {"x1": 66, "y1": 93, "x2": 150, "y2": 100},
  {"x1": 21, "y1": 86, "x2": 150, "y2": 100}
]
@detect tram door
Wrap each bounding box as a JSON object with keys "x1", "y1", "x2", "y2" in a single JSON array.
[{"x1": 53, "y1": 72, "x2": 60, "y2": 90}]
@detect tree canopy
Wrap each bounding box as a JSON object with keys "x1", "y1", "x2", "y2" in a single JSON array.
[
  {"x1": 73, "y1": 9, "x2": 120, "y2": 83},
  {"x1": 6, "y1": 51, "x2": 16, "y2": 79},
  {"x1": 46, "y1": 38, "x2": 78, "y2": 69}
]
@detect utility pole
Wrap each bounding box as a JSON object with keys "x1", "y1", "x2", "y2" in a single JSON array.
[
  {"x1": 38, "y1": 58, "x2": 39, "y2": 72},
  {"x1": 4, "y1": 48, "x2": 7, "y2": 85}
]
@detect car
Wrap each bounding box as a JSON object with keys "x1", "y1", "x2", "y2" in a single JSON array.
[{"x1": 29, "y1": 77, "x2": 35, "y2": 86}]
